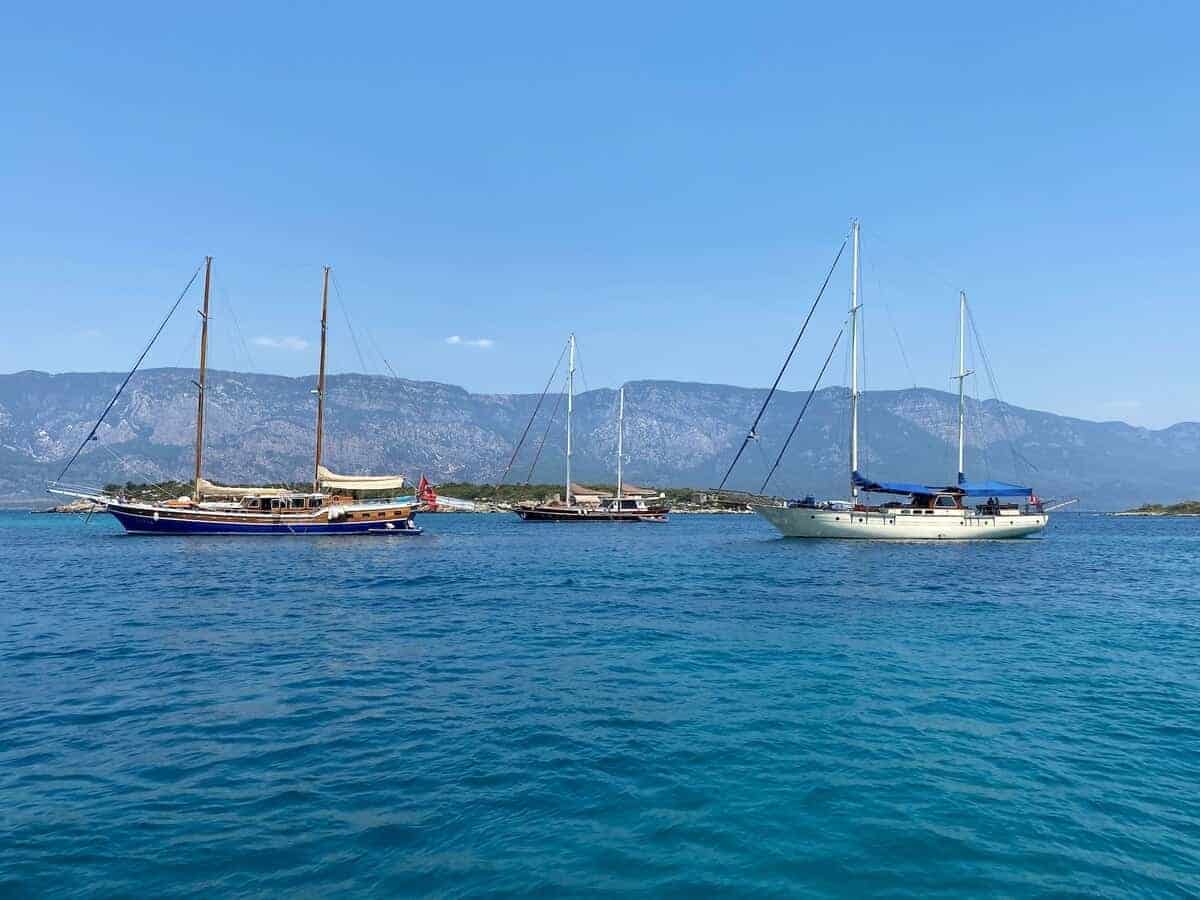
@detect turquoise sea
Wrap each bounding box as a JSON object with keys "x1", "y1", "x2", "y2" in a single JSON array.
[{"x1": 1, "y1": 510, "x2": 1197, "y2": 897}]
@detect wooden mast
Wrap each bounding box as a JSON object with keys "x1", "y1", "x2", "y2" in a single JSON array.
[
  {"x1": 313, "y1": 265, "x2": 330, "y2": 491},
  {"x1": 192, "y1": 256, "x2": 212, "y2": 501}
]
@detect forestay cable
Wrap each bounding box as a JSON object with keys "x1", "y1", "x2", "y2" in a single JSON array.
[
  {"x1": 56, "y1": 261, "x2": 204, "y2": 481},
  {"x1": 717, "y1": 239, "x2": 846, "y2": 491},
  {"x1": 760, "y1": 328, "x2": 844, "y2": 494},
  {"x1": 496, "y1": 339, "x2": 569, "y2": 491},
  {"x1": 520, "y1": 374, "x2": 566, "y2": 487}
]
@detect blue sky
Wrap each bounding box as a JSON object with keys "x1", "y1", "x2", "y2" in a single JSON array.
[{"x1": 2, "y1": 2, "x2": 1196, "y2": 427}]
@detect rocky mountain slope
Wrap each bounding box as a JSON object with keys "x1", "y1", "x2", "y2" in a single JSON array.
[{"x1": 2, "y1": 368, "x2": 1195, "y2": 510}]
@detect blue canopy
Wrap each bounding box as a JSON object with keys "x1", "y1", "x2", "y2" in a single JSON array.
[
  {"x1": 854, "y1": 472, "x2": 1033, "y2": 498},
  {"x1": 955, "y1": 479, "x2": 1033, "y2": 497},
  {"x1": 852, "y1": 472, "x2": 937, "y2": 496}
]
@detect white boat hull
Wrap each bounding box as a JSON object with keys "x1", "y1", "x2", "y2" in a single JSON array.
[{"x1": 752, "y1": 504, "x2": 1047, "y2": 540}]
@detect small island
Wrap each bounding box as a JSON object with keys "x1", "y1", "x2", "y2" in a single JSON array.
[{"x1": 1116, "y1": 501, "x2": 1200, "y2": 517}]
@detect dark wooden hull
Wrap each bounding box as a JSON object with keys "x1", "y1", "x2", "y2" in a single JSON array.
[{"x1": 514, "y1": 505, "x2": 669, "y2": 523}]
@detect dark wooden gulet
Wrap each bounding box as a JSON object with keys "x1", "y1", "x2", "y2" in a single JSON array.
[{"x1": 512, "y1": 336, "x2": 670, "y2": 523}]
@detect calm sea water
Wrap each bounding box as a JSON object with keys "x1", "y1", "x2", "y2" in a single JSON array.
[{"x1": 1, "y1": 510, "x2": 1198, "y2": 897}]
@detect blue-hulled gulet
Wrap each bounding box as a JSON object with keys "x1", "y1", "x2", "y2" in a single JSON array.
[
  {"x1": 50, "y1": 260, "x2": 421, "y2": 535},
  {"x1": 752, "y1": 220, "x2": 1048, "y2": 539}
]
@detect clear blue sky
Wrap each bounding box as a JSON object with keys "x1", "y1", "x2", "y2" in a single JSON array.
[{"x1": 3, "y1": 2, "x2": 1196, "y2": 427}]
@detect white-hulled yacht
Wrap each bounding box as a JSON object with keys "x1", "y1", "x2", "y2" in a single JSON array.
[{"x1": 752, "y1": 220, "x2": 1048, "y2": 540}]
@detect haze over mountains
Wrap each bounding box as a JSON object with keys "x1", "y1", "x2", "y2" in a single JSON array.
[{"x1": 1, "y1": 368, "x2": 1196, "y2": 510}]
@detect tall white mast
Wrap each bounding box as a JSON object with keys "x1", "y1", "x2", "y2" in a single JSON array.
[
  {"x1": 616, "y1": 385, "x2": 624, "y2": 501},
  {"x1": 849, "y1": 219, "x2": 861, "y2": 500},
  {"x1": 955, "y1": 290, "x2": 972, "y2": 486},
  {"x1": 565, "y1": 333, "x2": 576, "y2": 505}
]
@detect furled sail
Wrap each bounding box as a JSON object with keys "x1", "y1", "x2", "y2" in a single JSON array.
[
  {"x1": 317, "y1": 466, "x2": 406, "y2": 492},
  {"x1": 196, "y1": 478, "x2": 292, "y2": 498}
]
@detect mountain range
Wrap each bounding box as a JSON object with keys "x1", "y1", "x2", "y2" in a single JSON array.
[{"x1": 2, "y1": 368, "x2": 1196, "y2": 510}]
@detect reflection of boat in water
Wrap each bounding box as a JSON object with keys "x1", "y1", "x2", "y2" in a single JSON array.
[
  {"x1": 748, "y1": 220, "x2": 1047, "y2": 540},
  {"x1": 50, "y1": 259, "x2": 421, "y2": 536},
  {"x1": 514, "y1": 339, "x2": 670, "y2": 523}
]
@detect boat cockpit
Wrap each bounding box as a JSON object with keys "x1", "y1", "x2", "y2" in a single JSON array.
[{"x1": 238, "y1": 494, "x2": 326, "y2": 512}]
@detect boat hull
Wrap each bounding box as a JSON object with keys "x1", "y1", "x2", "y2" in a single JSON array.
[
  {"x1": 752, "y1": 504, "x2": 1046, "y2": 540},
  {"x1": 105, "y1": 504, "x2": 421, "y2": 536},
  {"x1": 514, "y1": 506, "x2": 669, "y2": 523}
]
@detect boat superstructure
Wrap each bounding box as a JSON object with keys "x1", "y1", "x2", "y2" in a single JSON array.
[
  {"x1": 514, "y1": 339, "x2": 670, "y2": 522},
  {"x1": 50, "y1": 259, "x2": 421, "y2": 535},
  {"x1": 750, "y1": 220, "x2": 1048, "y2": 540}
]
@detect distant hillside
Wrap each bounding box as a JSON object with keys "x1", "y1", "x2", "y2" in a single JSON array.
[{"x1": 2, "y1": 367, "x2": 1197, "y2": 510}]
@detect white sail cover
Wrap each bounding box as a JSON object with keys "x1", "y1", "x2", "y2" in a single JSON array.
[
  {"x1": 317, "y1": 466, "x2": 407, "y2": 492},
  {"x1": 196, "y1": 478, "x2": 292, "y2": 498}
]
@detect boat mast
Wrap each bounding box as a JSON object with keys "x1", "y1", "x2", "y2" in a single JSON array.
[
  {"x1": 313, "y1": 265, "x2": 330, "y2": 492},
  {"x1": 192, "y1": 256, "x2": 212, "y2": 501},
  {"x1": 565, "y1": 333, "x2": 575, "y2": 505},
  {"x1": 956, "y1": 290, "x2": 972, "y2": 486},
  {"x1": 616, "y1": 385, "x2": 624, "y2": 501},
  {"x1": 849, "y1": 219, "x2": 860, "y2": 500}
]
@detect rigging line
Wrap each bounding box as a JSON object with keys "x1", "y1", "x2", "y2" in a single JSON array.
[
  {"x1": 496, "y1": 340, "x2": 570, "y2": 492},
  {"x1": 332, "y1": 271, "x2": 401, "y2": 380},
  {"x1": 222, "y1": 287, "x2": 257, "y2": 373},
  {"x1": 886, "y1": 305, "x2": 917, "y2": 389},
  {"x1": 572, "y1": 342, "x2": 591, "y2": 397},
  {"x1": 862, "y1": 227, "x2": 962, "y2": 301},
  {"x1": 943, "y1": 306, "x2": 959, "y2": 476},
  {"x1": 717, "y1": 238, "x2": 847, "y2": 491},
  {"x1": 330, "y1": 273, "x2": 371, "y2": 375},
  {"x1": 857, "y1": 233, "x2": 870, "y2": 475},
  {"x1": 964, "y1": 300, "x2": 1038, "y2": 474},
  {"x1": 525, "y1": 371, "x2": 568, "y2": 484},
  {"x1": 760, "y1": 328, "x2": 844, "y2": 494},
  {"x1": 57, "y1": 261, "x2": 204, "y2": 482},
  {"x1": 363, "y1": 320, "x2": 401, "y2": 380},
  {"x1": 97, "y1": 444, "x2": 174, "y2": 502}
]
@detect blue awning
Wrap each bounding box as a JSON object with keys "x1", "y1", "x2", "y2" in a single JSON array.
[
  {"x1": 852, "y1": 472, "x2": 937, "y2": 496},
  {"x1": 853, "y1": 472, "x2": 1033, "y2": 497},
  {"x1": 955, "y1": 479, "x2": 1033, "y2": 497}
]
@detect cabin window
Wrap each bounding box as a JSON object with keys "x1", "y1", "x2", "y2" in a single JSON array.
[
  {"x1": 935, "y1": 495, "x2": 957, "y2": 509},
  {"x1": 245, "y1": 498, "x2": 259, "y2": 509}
]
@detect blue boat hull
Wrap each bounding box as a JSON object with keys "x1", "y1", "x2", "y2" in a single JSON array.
[{"x1": 107, "y1": 507, "x2": 421, "y2": 536}]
